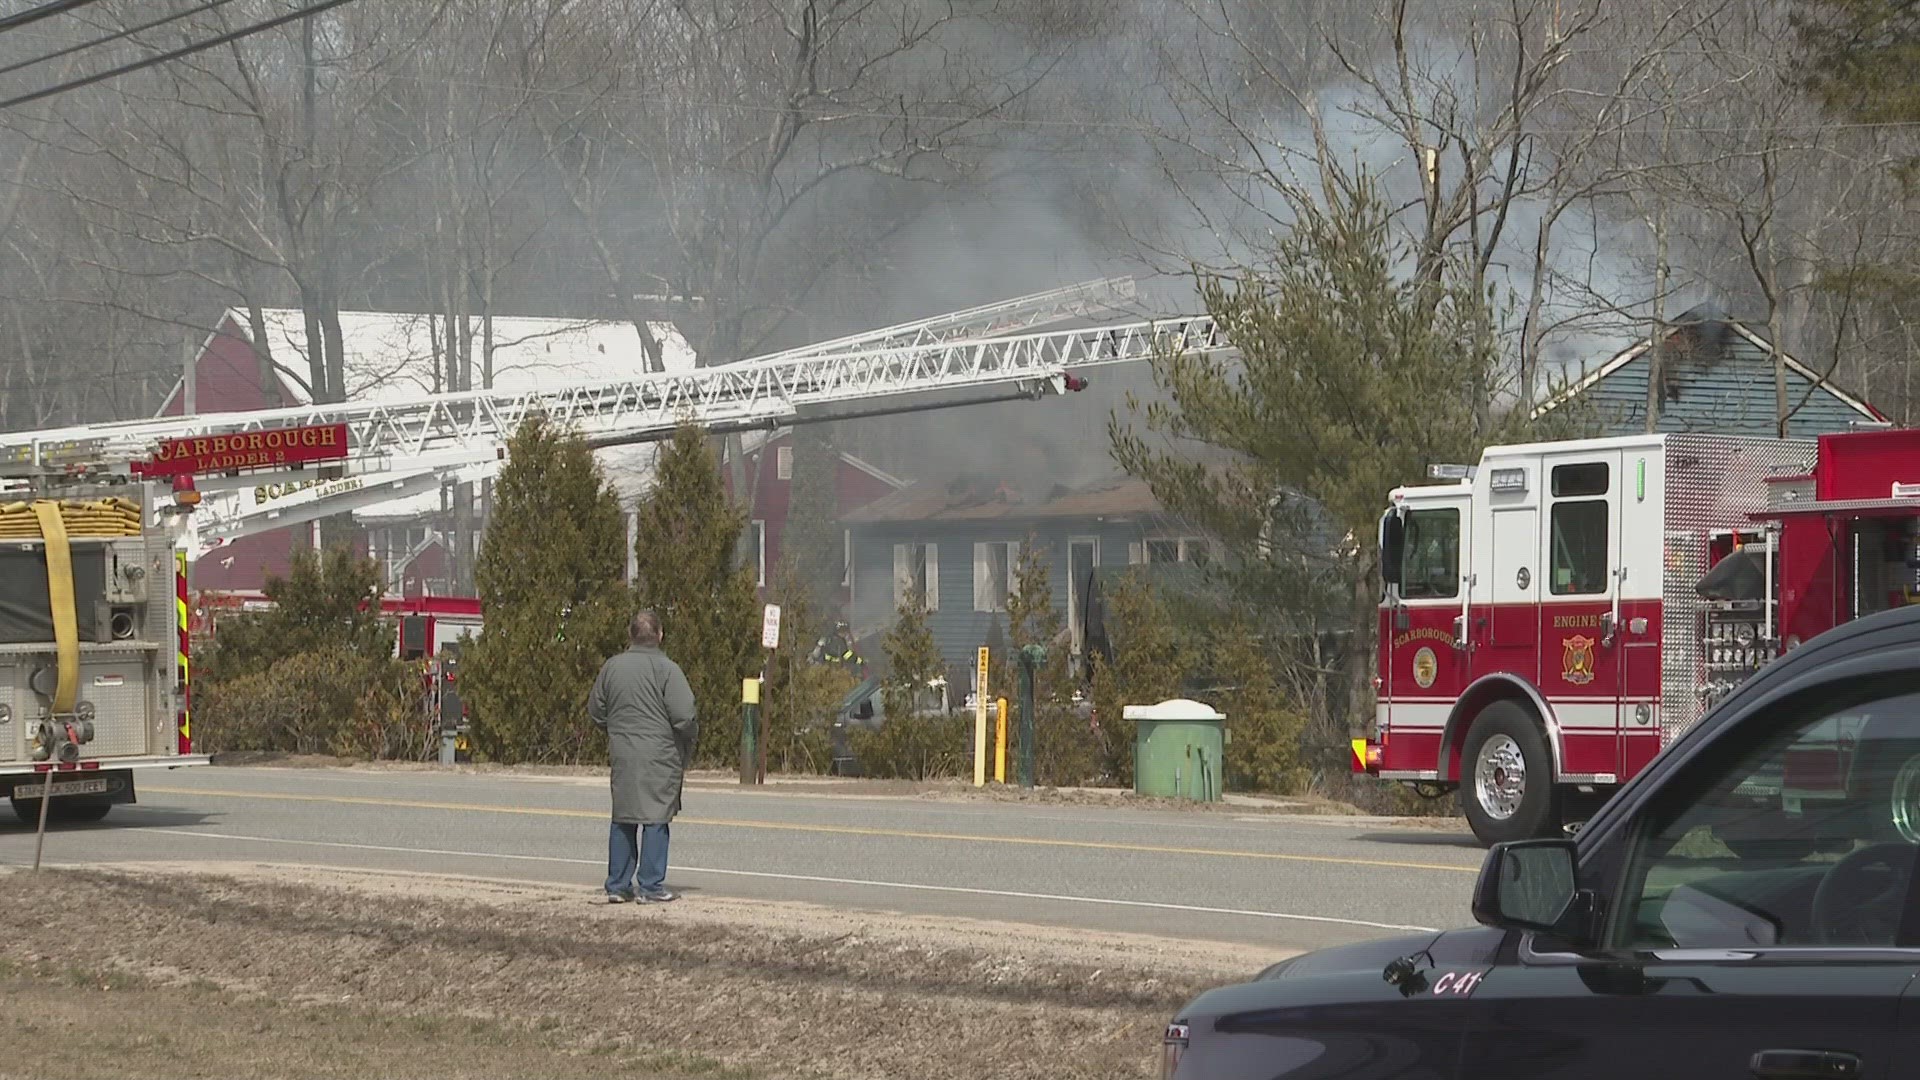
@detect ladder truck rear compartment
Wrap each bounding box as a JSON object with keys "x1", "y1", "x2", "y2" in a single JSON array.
[{"x1": 0, "y1": 450, "x2": 210, "y2": 825}]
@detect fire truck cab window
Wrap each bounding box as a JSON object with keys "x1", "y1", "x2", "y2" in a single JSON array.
[
  {"x1": 1551, "y1": 462, "x2": 1609, "y2": 498},
  {"x1": 1549, "y1": 463, "x2": 1610, "y2": 596},
  {"x1": 1400, "y1": 508, "x2": 1459, "y2": 599}
]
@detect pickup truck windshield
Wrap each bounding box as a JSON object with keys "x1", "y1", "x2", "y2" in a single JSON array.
[{"x1": 1621, "y1": 694, "x2": 1920, "y2": 950}]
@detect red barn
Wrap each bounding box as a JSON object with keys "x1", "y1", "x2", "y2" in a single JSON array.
[
  {"x1": 156, "y1": 314, "x2": 320, "y2": 593},
  {"x1": 158, "y1": 308, "x2": 696, "y2": 596}
]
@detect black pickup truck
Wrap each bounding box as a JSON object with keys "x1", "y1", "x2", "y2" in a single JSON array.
[{"x1": 1165, "y1": 603, "x2": 1920, "y2": 1080}]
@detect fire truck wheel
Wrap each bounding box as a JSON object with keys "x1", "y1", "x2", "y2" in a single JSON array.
[
  {"x1": 1460, "y1": 701, "x2": 1560, "y2": 845},
  {"x1": 52, "y1": 798, "x2": 112, "y2": 824}
]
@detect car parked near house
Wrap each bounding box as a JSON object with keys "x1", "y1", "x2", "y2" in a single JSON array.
[{"x1": 1163, "y1": 601, "x2": 1920, "y2": 1079}]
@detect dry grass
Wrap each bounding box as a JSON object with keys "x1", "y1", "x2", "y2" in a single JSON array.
[
  {"x1": 0, "y1": 865, "x2": 1276, "y2": 1080},
  {"x1": 0, "y1": 968, "x2": 754, "y2": 1080}
]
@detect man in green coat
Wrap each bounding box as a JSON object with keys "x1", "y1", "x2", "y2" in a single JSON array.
[{"x1": 590, "y1": 609, "x2": 697, "y2": 903}]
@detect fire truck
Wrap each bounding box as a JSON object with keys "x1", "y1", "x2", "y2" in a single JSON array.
[
  {"x1": 192, "y1": 590, "x2": 482, "y2": 658},
  {"x1": 1353, "y1": 427, "x2": 1920, "y2": 846},
  {"x1": 0, "y1": 443, "x2": 211, "y2": 825}
]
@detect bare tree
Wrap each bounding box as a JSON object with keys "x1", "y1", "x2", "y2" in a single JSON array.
[
  {"x1": 32, "y1": 2, "x2": 451, "y2": 406},
  {"x1": 1137, "y1": 0, "x2": 1706, "y2": 412},
  {"x1": 534, "y1": 0, "x2": 1068, "y2": 545}
]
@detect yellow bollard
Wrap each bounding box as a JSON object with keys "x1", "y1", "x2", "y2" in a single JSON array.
[{"x1": 994, "y1": 697, "x2": 1008, "y2": 783}]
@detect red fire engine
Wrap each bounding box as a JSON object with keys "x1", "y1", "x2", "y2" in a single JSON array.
[{"x1": 1355, "y1": 427, "x2": 1920, "y2": 846}]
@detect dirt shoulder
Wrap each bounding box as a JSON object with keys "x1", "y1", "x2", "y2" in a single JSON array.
[{"x1": 0, "y1": 863, "x2": 1292, "y2": 1080}]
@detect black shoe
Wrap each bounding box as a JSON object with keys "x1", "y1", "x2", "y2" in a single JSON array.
[
  {"x1": 639, "y1": 889, "x2": 679, "y2": 903},
  {"x1": 605, "y1": 889, "x2": 636, "y2": 904}
]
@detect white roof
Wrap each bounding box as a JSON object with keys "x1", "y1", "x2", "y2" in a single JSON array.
[{"x1": 236, "y1": 308, "x2": 696, "y2": 519}]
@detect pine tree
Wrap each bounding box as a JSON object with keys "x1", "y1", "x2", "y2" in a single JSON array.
[
  {"x1": 1087, "y1": 570, "x2": 1188, "y2": 787},
  {"x1": 850, "y1": 584, "x2": 966, "y2": 779},
  {"x1": 996, "y1": 538, "x2": 1099, "y2": 785},
  {"x1": 632, "y1": 423, "x2": 761, "y2": 766},
  {"x1": 1109, "y1": 178, "x2": 1573, "y2": 771},
  {"x1": 203, "y1": 545, "x2": 393, "y2": 684},
  {"x1": 463, "y1": 413, "x2": 629, "y2": 763},
  {"x1": 1209, "y1": 618, "x2": 1307, "y2": 794},
  {"x1": 1794, "y1": 1, "x2": 1920, "y2": 138},
  {"x1": 782, "y1": 428, "x2": 844, "y2": 610},
  {"x1": 198, "y1": 544, "x2": 419, "y2": 759},
  {"x1": 761, "y1": 557, "x2": 843, "y2": 772},
  {"x1": 882, "y1": 585, "x2": 942, "y2": 719}
]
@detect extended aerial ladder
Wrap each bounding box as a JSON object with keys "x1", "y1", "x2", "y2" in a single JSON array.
[
  {"x1": 6, "y1": 277, "x2": 1146, "y2": 463},
  {"x1": 0, "y1": 282, "x2": 1225, "y2": 562},
  {"x1": 754, "y1": 276, "x2": 1137, "y2": 361}
]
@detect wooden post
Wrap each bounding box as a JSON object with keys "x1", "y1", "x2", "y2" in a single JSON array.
[
  {"x1": 758, "y1": 649, "x2": 772, "y2": 784},
  {"x1": 753, "y1": 604, "x2": 780, "y2": 786},
  {"x1": 740, "y1": 677, "x2": 759, "y2": 785}
]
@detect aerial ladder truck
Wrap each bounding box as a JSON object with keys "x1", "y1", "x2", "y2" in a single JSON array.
[
  {"x1": 2, "y1": 279, "x2": 1217, "y2": 564},
  {"x1": 0, "y1": 283, "x2": 1229, "y2": 806}
]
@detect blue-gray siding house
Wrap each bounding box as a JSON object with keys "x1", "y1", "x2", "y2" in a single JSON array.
[
  {"x1": 841, "y1": 477, "x2": 1209, "y2": 681},
  {"x1": 1533, "y1": 303, "x2": 1884, "y2": 436}
]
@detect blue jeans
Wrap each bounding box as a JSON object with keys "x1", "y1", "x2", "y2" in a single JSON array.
[{"x1": 606, "y1": 821, "x2": 670, "y2": 895}]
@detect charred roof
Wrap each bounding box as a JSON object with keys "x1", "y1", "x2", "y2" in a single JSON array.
[{"x1": 841, "y1": 476, "x2": 1162, "y2": 526}]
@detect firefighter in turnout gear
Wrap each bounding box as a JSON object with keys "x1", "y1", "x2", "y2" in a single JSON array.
[{"x1": 811, "y1": 621, "x2": 865, "y2": 677}]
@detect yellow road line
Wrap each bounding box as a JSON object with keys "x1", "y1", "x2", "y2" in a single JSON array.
[{"x1": 142, "y1": 785, "x2": 1479, "y2": 874}]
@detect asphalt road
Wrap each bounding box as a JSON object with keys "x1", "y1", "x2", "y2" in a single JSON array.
[{"x1": 0, "y1": 765, "x2": 1483, "y2": 952}]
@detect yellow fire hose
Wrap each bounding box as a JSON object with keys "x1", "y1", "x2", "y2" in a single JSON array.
[
  {"x1": 30, "y1": 503, "x2": 77, "y2": 715},
  {"x1": 0, "y1": 498, "x2": 145, "y2": 716}
]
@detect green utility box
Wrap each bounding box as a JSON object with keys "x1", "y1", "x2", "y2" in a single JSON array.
[{"x1": 1125, "y1": 698, "x2": 1226, "y2": 801}]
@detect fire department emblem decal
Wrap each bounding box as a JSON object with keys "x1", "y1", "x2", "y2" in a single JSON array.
[
  {"x1": 1413, "y1": 647, "x2": 1438, "y2": 689},
  {"x1": 1562, "y1": 634, "x2": 1597, "y2": 686}
]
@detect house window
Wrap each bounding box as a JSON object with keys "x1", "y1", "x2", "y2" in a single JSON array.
[
  {"x1": 750, "y1": 520, "x2": 767, "y2": 588},
  {"x1": 974, "y1": 541, "x2": 1019, "y2": 611},
  {"x1": 775, "y1": 445, "x2": 793, "y2": 481},
  {"x1": 893, "y1": 542, "x2": 938, "y2": 611},
  {"x1": 1143, "y1": 536, "x2": 1214, "y2": 565}
]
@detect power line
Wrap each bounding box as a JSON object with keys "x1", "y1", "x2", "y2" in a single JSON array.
[
  {"x1": 0, "y1": 0, "x2": 360, "y2": 112},
  {"x1": 275, "y1": 65, "x2": 1920, "y2": 139},
  {"x1": 0, "y1": 0, "x2": 100, "y2": 35},
  {"x1": 4, "y1": 9, "x2": 1915, "y2": 140},
  {"x1": 0, "y1": 0, "x2": 235, "y2": 79}
]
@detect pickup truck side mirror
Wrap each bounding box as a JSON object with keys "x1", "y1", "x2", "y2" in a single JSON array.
[{"x1": 1472, "y1": 839, "x2": 1599, "y2": 949}]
